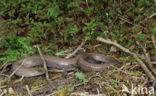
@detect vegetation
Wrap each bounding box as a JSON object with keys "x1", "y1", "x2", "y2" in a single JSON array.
[
  {"x1": 0, "y1": 0, "x2": 156, "y2": 95},
  {"x1": 0, "y1": 0, "x2": 155, "y2": 62}
]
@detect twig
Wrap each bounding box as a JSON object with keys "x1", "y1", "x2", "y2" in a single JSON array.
[
  {"x1": 151, "y1": 35, "x2": 156, "y2": 49},
  {"x1": 14, "y1": 76, "x2": 24, "y2": 83},
  {"x1": 140, "y1": 12, "x2": 156, "y2": 23},
  {"x1": 102, "y1": 82, "x2": 118, "y2": 93},
  {"x1": 36, "y1": 45, "x2": 49, "y2": 81},
  {"x1": 56, "y1": 48, "x2": 72, "y2": 56},
  {"x1": 97, "y1": 38, "x2": 133, "y2": 55},
  {"x1": 26, "y1": 85, "x2": 32, "y2": 96},
  {"x1": 0, "y1": 61, "x2": 8, "y2": 70},
  {"x1": 71, "y1": 92, "x2": 89, "y2": 96},
  {"x1": 129, "y1": 12, "x2": 156, "y2": 32},
  {"x1": 108, "y1": 16, "x2": 118, "y2": 29},
  {"x1": 0, "y1": 92, "x2": 4, "y2": 96},
  {"x1": 0, "y1": 85, "x2": 7, "y2": 89},
  {"x1": 85, "y1": 0, "x2": 89, "y2": 9},
  {"x1": 0, "y1": 61, "x2": 10, "y2": 75},
  {"x1": 141, "y1": 78, "x2": 148, "y2": 87},
  {"x1": 118, "y1": 15, "x2": 133, "y2": 25},
  {"x1": 65, "y1": 37, "x2": 88, "y2": 59},
  {"x1": 8, "y1": 59, "x2": 26, "y2": 80},
  {"x1": 46, "y1": 91, "x2": 57, "y2": 96},
  {"x1": 97, "y1": 37, "x2": 155, "y2": 80},
  {"x1": 136, "y1": 40, "x2": 156, "y2": 76}
]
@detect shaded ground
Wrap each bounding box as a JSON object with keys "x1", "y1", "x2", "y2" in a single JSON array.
[{"x1": 0, "y1": 55, "x2": 156, "y2": 95}]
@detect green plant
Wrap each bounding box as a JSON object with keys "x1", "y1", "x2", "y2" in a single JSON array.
[
  {"x1": 67, "y1": 86, "x2": 74, "y2": 92},
  {"x1": 137, "y1": 0, "x2": 151, "y2": 7},
  {"x1": 75, "y1": 72, "x2": 87, "y2": 84},
  {"x1": 109, "y1": 79, "x2": 118, "y2": 88},
  {"x1": 57, "y1": 85, "x2": 63, "y2": 91},
  {"x1": 152, "y1": 27, "x2": 156, "y2": 35},
  {"x1": 0, "y1": 0, "x2": 155, "y2": 65}
]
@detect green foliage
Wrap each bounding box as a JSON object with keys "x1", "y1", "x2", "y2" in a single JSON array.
[
  {"x1": 57, "y1": 85, "x2": 63, "y2": 91},
  {"x1": 83, "y1": 18, "x2": 102, "y2": 41},
  {"x1": 153, "y1": 27, "x2": 156, "y2": 35},
  {"x1": 57, "y1": 84, "x2": 75, "y2": 92},
  {"x1": 75, "y1": 72, "x2": 87, "y2": 84},
  {"x1": 17, "y1": 37, "x2": 32, "y2": 52},
  {"x1": 135, "y1": 34, "x2": 148, "y2": 41},
  {"x1": 109, "y1": 79, "x2": 119, "y2": 88},
  {"x1": 67, "y1": 86, "x2": 74, "y2": 92},
  {"x1": 0, "y1": 1, "x2": 155, "y2": 95},
  {"x1": 109, "y1": 79, "x2": 118, "y2": 88},
  {"x1": 0, "y1": 0, "x2": 155, "y2": 64},
  {"x1": 137, "y1": 0, "x2": 151, "y2": 7}
]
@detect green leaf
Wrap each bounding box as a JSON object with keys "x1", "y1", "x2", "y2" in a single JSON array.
[
  {"x1": 75, "y1": 72, "x2": 87, "y2": 84},
  {"x1": 75, "y1": 72, "x2": 86, "y2": 80},
  {"x1": 153, "y1": 27, "x2": 156, "y2": 35},
  {"x1": 135, "y1": 34, "x2": 148, "y2": 41},
  {"x1": 57, "y1": 85, "x2": 63, "y2": 91},
  {"x1": 17, "y1": 37, "x2": 32, "y2": 52},
  {"x1": 67, "y1": 86, "x2": 74, "y2": 92}
]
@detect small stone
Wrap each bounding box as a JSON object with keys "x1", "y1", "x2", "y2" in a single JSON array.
[
  {"x1": 3, "y1": 89, "x2": 7, "y2": 94},
  {"x1": 110, "y1": 46, "x2": 117, "y2": 52},
  {"x1": 8, "y1": 87, "x2": 15, "y2": 94}
]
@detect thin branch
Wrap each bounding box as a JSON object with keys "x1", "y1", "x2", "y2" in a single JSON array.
[
  {"x1": 14, "y1": 76, "x2": 24, "y2": 83},
  {"x1": 140, "y1": 12, "x2": 156, "y2": 23},
  {"x1": 136, "y1": 40, "x2": 156, "y2": 76},
  {"x1": 129, "y1": 12, "x2": 156, "y2": 31},
  {"x1": 8, "y1": 59, "x2": 26, "y2": 80},
  {"x1": 97, "y1": 38, "x2": 133, "y2": 55},
  {"x1": 108, "y1": 16, "x2": 118, "y2": 29},
  {"x1": 151, "y1": 35, "x2": 156, "y2": 49},
  {"x1": 26, "y1": 85, "x2": 32, "y2": 96},
  {"x1": 97, "y1": 37, "x2": 155, "y2": 80},
  {"x1": 36, "y1": 45, "x2": 49, "y2": 81},
  {"x1": 118, "y1": 15, "x2": 133, "y2": 25},
  {"x1": 65, "y1": 37, "x2": 88, "y2": 59},
  {"x1": 102, "y1": 82, "x2": 118, "y2": 93},
  {"x1": 85, "y1": 0, "x2": 89, "y2": 9},
  {"x1": 0, "y1": 61, "x2": 10, "y2": 75}
]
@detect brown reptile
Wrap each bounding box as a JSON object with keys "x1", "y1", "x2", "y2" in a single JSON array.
[{"x1": 12, "y1": 53, "x2": 120, "y2": 77}]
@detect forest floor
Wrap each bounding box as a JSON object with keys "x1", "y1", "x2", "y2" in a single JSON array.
[{"x1": 0, "y1": 0, "x2": 156, "y2": 96}]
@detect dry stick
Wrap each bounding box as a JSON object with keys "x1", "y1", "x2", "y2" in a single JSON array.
[
  {"x1": 140, "y1": 12, "x2": 156, "y2": 23},
  {"x1": 108, "y1": 16, "x2": 118, "y2": 29},
  {"x1": 65, "y1": 37, "x2": 88, "y2": 59},
  {"x1": 130, "y1": 12, "x2": 156, "y2": 31},
  {"x1": 136, "y1": 40, "x2": 156, "y2": 76},
  {"x1": 8, "y1": 59, "x2": 26, "y2": 80},
  {"x1": 151, "y1": 35, "x2": 156, "y2": 49},
  {"x1": 85, "y1": 0, "x2": 89, "y2": 9},
  {"x1": 97, "y1": 37, "x2": 155, "y2": 80},
  {"x1": 0, "y1": 61, "x2": 9, "y2": 75},
  {"x1": 15, "y1": 76, "x2": 24, "y2": 83},
  {"x1": 25, "y1": 85, "x2": 32, "y2": 96},
  {"x1": 102, "y1": 82, "x2": 118, "y2": 93},
  {"x1": 0, "y1": 92, "x2": 4, "y2": 96},
  {"x1": 118, "y1": 15, "x2": 133, "y2": 25},
  {"x1": 36, "y1": 45, "x2": 49, "y2": 81}
]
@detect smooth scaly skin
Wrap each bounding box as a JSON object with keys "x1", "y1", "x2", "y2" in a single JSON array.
[
  {"x1": 77, "y1": 53, "x2": 120, "y2": 71},
  {"x1": 12, "y1": 55, "x2": 77, "y2": 77},
  {"x1": 12, "y1": 53, "x2": 120, "y2": 77}
]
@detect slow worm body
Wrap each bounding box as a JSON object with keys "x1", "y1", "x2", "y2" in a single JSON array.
[{"x1": 12, "y1": 53, "x2": 120, "y2": 77}]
